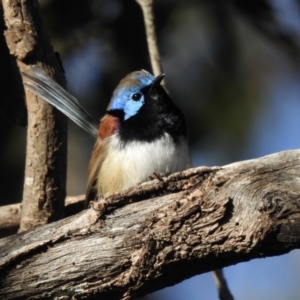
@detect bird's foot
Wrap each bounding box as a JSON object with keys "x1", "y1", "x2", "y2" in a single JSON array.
[{"x1": 148, "y1": 172, "x2": 169, "y2": 181}]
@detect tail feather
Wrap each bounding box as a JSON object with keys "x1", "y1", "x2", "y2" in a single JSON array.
[{"x1": 22, "y1": 66, "x2": 99, "y2": 137}]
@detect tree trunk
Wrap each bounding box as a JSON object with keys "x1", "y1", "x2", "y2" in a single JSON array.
[
  {"x1": 2, "y1": 0, "x2": 68, "y2": 232},
  {"x1": 0, "y1": 150, "x2": 300, "y2": 299}
]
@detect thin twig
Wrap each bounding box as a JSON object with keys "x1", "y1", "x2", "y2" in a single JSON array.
[
  {"x1": 212, "y1": 269, "x2": 234, "y2": 300},
  {"x1": 135, "y1": 0, "x2": 164, "y2": 81}
]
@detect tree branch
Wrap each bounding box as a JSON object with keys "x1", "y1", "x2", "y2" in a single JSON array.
[
  {"x1": 0, "y1": 150, "x2": 299, "y2": 299},
  {"x1": 0, "y1": 195, "x2": 85, "y2": 238},
  {"x1": 2, "y1": 0, "x2": 68, "y2": 231}
]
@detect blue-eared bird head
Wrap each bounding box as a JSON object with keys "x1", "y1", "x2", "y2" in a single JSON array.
[{"x1": 107, "y1": 70, "x2": 165, "y2": 121}]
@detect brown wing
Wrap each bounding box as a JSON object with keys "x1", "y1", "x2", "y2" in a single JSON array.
[
  {"x1": 85, "y1": 138, "x2": 106, "y2": 206},
  {"x1": 85, "y1": 115, "x2": 120, "y2": 207}
]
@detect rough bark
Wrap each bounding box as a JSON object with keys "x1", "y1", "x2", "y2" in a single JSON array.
[
  {"x1": 2, "y1": 0, "x2": 68, "y2": 231},
  {"x1": 0, "y1": 150, "x2": 300, "y2": 300}
]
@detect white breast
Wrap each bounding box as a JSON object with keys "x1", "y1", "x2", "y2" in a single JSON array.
[{"x1": 97, "y1": 133, "x2": 191, "y2": 196}]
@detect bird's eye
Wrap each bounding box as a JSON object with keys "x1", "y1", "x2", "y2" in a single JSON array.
[{"x1": 132, "y1": 93, "x2": 142, "y2": 101}]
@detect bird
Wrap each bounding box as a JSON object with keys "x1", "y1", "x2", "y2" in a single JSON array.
[{"x1": 22, "y1": 66, "x2": 191, "y2": 207}]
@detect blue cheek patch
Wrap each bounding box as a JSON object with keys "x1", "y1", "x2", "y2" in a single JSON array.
[
  {"x1": 123, "y1": 98, "x2": 144, "y2": 120},
  {"x1": 109, "y1": 90, "x2": 145, "y2": 120}
]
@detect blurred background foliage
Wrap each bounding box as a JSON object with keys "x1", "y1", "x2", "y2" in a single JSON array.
[{"x1": 0, "y1": 0, "x2": 300, "y2": 299}]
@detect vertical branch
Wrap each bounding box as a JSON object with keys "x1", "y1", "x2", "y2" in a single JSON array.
[
  {"x1": 212, "y1": 269, "x2": 234, "y2": 300},
  {"x1": 135, "y1": 0, "x2": 164, "y2": 79},
  {"x1": 2, "y1": 0, "x2": 68, "y2": 232}
]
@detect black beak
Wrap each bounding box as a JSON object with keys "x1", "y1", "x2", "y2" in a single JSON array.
[{"x1": 152, "y1": 73, "x2": 165, "y2": 88}]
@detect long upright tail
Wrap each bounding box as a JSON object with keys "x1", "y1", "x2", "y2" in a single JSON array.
[{"x1": 22, "y1": 66, "x2": 99, "y2": 138}]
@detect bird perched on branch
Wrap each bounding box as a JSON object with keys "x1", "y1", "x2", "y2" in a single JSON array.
[{"x1": 23, "y1": 66, "x2": 191, "y2": 206}]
